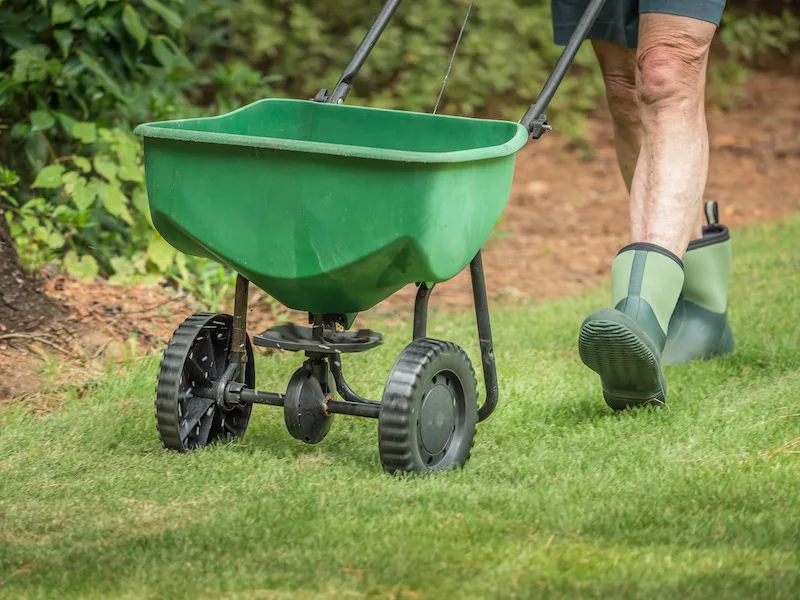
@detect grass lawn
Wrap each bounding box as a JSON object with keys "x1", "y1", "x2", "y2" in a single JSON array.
[{"x1": 2, "y1": 216, "x2": 799, "y2": 599}]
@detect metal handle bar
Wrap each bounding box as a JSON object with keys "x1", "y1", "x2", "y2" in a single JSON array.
[
  {"x1": 520, "y1": 0, "x2": 608, "y2": 137},
  {"x1": 326, "y1": 0, "x2": 402, "y2": 104},
  {"x1": 323, "y1": 0, "x2": 607, "y2": 139}
]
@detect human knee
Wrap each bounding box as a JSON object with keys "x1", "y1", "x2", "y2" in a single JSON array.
[
  {"x1": 603, "y1": 70, "x2": 640, "y2": 128},
  {"x1": 592, "y1": 41, "x2": 640, "y2": 128},
  {"x1": 636, "y1": 34, "x2": 710, "y2": 112}
]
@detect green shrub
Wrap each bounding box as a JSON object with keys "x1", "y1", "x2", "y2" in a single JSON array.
[
  {"x1": 708, "y1": 8, "x2": 800, "y2": 110},
  {"x1": 720, "y1": 7, "x2": 800, "y2": 61},
  {"x1": 0, "y1": 0, "x2": 276, "y2": 303}
]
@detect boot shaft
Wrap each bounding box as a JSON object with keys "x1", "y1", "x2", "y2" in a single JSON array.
[
  {"x1": 611, "y1": 243, "x2": 685, "y2": 351},
  {"x1": 662, "y1": 201, "x2": 734, "y2": 365},
  {"x1": 682, "y1": 224, "x2": 731, "y2": 313}
]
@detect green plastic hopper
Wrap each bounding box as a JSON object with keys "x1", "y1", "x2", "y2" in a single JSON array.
[{"x1": 135, "y1": 99, "x2": 527, "y2": 314}]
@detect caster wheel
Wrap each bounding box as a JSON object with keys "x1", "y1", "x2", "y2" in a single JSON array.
[
  {"x1": 284, "y1": 365, "x2": 333, "y2": 444},
  {"x1": 378, "y1": 339, "x2": 478, "y2": 474},
  {"x1": 155, "y1": 313, "x2": 255, "y2": 452}
]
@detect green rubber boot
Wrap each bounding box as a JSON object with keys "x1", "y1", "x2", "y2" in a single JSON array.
[
  {"x1": 579, "y1": 243, "x2": 684, "y2": 411},
  {"x1": 662, "y1": 202, "x2": 734, "y2": 365}
]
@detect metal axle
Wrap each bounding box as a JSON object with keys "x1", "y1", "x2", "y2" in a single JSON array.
[{"x1": 226, "y1": 383, "x2": 379, "y2": 418}]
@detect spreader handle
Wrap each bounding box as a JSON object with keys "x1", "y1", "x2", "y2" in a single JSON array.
[
  {"x1": 327, "y1": 0, "x2": 402, "y2": 104},
  {"x1": 520, "y1": 0, "x2": 609, "y2": 137}
]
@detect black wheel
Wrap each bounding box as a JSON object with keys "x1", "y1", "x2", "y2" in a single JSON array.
[
  {"x1": 284, "y1": 365, "x2": 333, "y2": 445},
  {"x1": 155, "y1": 313, "x2": 255, "y2": 452},
  {"x1": 378, "y1": 339, "x2": 478, "y2": 474}
]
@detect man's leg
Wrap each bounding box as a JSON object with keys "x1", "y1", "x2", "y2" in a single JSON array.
[
  {"x1": 591, "y1": 40, "x2": 640, "y2": 192},
  {"x1": 631, "y1": 13, "x2": 716, "y2": 256},
  {"x1": 632, "y1": 12, "x2": 735, "y2": 365},
  {"x1": 578, "y1": 12, "x2": 720, "y2": 410},
  {"x1": 592, "y1": 16, "x2": 733, "y2": 368},
  {"x1": 592, "y1": 37, "x2": 705, "y2": 238}
]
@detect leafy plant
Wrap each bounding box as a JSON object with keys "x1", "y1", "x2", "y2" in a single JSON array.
[
  {"x1": 0, "y1": 0, "x2": 279, "y2": 305},
  {"x1": 707, "y1": 8, "x2": 800, "y2": 110},
  {"x1": 719, "y1": 8, "x2": 800, "y2": 61},
  {"x1": 3, "y1": 126, "x2": 244, "y2": 304}
]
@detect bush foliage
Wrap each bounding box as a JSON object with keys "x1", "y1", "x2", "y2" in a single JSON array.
[
  {"x1": 1, "y1": 0, "x2": 277, "y2": 302},
  {"x1": 1, "y1": 0, "x2": 798, "y2": 304}
]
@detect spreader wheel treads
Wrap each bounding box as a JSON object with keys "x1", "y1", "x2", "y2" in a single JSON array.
[
  {"x1": 378, "y1": 339, "x2": 478, "y2": 474},
  {"x1": 155, "y1": 313, "x2": 255, "y2": 452}
]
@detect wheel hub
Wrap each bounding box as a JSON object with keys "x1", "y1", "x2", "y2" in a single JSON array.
[
  {"x1": 418, "y1": 383, "x2": 456, "y2": 456},
  {"x1": 284, "y1": 366, "x2": 333, "y2": 445},
  {"x1": 378, "y1": 340, "x2": 479, "y2": 474}
]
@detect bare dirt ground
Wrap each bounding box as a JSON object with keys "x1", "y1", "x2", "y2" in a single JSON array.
[{"x1": 2, "y1": 72, "x2": 799, "y2": 401}]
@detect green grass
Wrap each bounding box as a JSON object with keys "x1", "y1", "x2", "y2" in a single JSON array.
[{"x1": 2, "y1": 217, "x2": 800, "y2": 600}]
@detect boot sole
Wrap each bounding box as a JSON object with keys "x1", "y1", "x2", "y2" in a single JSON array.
[{"x1": 578, "y1": 309, "x2": 667, "y2": 411}]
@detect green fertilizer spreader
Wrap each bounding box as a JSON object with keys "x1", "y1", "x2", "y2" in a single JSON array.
[{"x1": 135, "y1": 0, "x2": 608, "y2": 473}]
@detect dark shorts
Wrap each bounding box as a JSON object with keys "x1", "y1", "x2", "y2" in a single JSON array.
[{"x1": 552, "y1": 0, "x2": 726, "y2": 48}]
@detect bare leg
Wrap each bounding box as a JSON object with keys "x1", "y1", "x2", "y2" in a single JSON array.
[
  {"x1": 593, "y1": 32, "x2": 708, "y2": 245},
  {"x1": 591, "y1": 40, "x2": 641, "y2": 193},
  {"x1": 631, "y1": 13, "x2": 716, "y2": 256}
]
